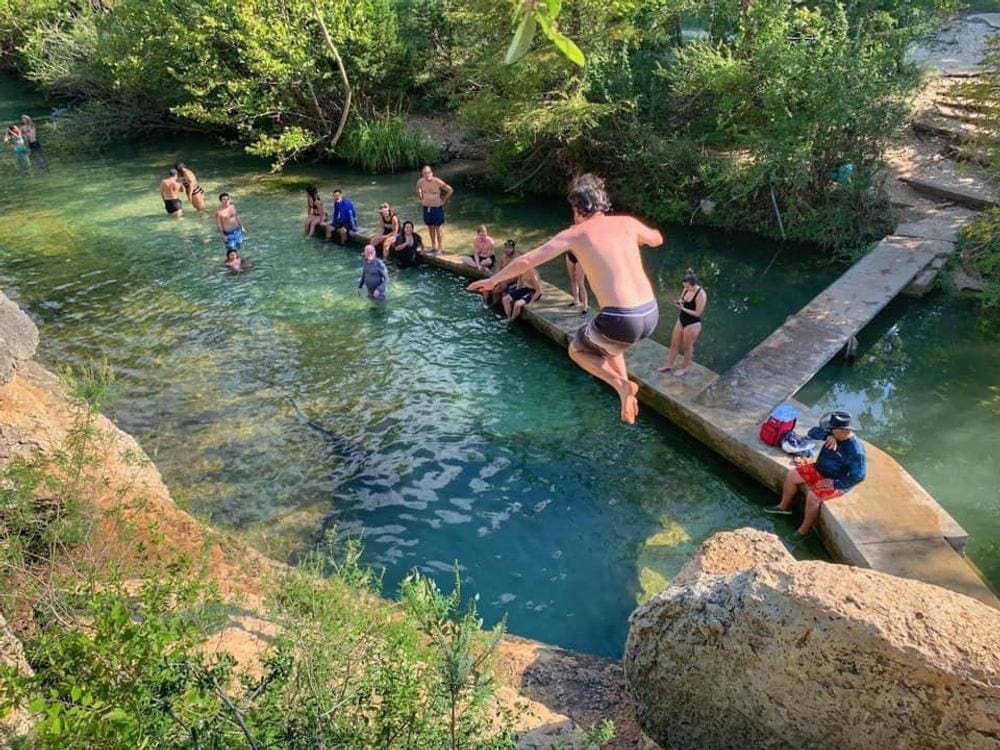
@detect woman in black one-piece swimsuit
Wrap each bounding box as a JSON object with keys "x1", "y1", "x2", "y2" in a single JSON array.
[{"x1": 658, "y1": 268, "x2": 707, "y2": 377}]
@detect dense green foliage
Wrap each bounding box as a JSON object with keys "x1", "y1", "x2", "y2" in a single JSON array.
[
  {"x1": 956, "y1": 36, "x2": 1000, "y2": 309},
  {"x1": 0, "y1": 375, "x2": 516, "y2": 749},
  {"x1": 1, "y1": 0, "x2": 957, "y2": 242}
]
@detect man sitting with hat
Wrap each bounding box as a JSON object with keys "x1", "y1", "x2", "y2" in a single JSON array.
[{"x1": 765, "y1": 411, "x2": 867, "y2": 541}]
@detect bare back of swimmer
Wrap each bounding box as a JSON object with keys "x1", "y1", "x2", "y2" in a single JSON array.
[{"x1": 468, "y1": 173, "x2": 663, "y2": 423}]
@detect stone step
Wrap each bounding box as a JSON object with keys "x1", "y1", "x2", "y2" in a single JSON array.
[
  {"x1": 934, "y1": 97, "x2": 993, "y2": 114},
  {"x1": 899, "y1": 176, "x2": 1000, "y2": 210},
  {"x1": 933, "y1": 103, "x2": 991, "y2": 125},
  {"x1": 941, "y1": 142, "x2": 992, "y2": 168},
  {"x1": 912, "y1": 114, "x2": 988, "y2": 143}
]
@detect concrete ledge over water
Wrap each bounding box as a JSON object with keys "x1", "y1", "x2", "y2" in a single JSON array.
[{"x1": 336, "y1": 234, "x2": 999, "y2": 608}]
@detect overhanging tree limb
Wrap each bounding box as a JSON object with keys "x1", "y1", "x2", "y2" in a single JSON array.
[{"x1": 311, "y1": 0, "x2": 351, "y2": 149}]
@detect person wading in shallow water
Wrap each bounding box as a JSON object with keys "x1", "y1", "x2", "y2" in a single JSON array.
[
  {"x1": 160, "y1": 168, "x2": 184, "y2": 217},
  {"x1": 469, "y1": 173, "x2": 663, "y2": 424}
]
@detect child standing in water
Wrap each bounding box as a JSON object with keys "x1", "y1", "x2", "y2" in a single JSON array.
[{"x1": 357, "y1": 244, "x2": 389, "y2": 301}]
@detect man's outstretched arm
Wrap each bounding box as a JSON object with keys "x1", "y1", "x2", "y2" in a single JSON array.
[
  {"x1": 634, "y1": 217, "x2": 663, "y2": 248},
  {"x1": 468, "y1": 230, "x2": 573, "y2": 292}
]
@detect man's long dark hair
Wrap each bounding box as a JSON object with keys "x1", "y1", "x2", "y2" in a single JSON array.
[{"x1": 567, "y1": 173, "x2": 612, "y2": 217}]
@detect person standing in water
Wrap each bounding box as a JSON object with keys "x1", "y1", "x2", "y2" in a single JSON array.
[
  {"x1": 415, "y1": 164, "x2": 453, "y2": 253},
  {"x1": 175, "y1": 162, "x2": 206, "y2": 212},
  {"x1": 215, "y1": 193, "x2": 247, "y2": 250},
  {"x1": 469, "y1": 173, "x2": 663, "y2": 424},
  {"x1": 658, "y1": 268, "x2": 707, "y2": 377},
  {"x1": 5, "y1": 124, "x2": 30, "y2": 172},
  {"x1": 20, "y1": 115, "x2": 45, "y2": 168},
  {"x1": 160, "y1": 168, "x2": 184, "y2": 217},
  {"x1": 357, "y1": 244, "x2": 389, "y2": 301}
]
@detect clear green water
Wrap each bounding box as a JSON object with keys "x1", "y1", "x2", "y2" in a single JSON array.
[{"x1": 11, "y1": 79, "x2": 995, "y2": 656}]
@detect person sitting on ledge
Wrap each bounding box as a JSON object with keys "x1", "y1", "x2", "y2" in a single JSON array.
[
  {"x1": 370, "y1": 202, "x2": 400, "y2": 260},
  {"x1": 393, "y1": 220, "x2": 424, "y2": 267},
  {"x1": 324, "y1": 189, "x2": 357, "y2": 244},
  {"x1": 765, "y1": 411, "x2": 866, "y2": 543},
  {"x1": 502, "y1": 266, "x2": 542, "y2": 321}
]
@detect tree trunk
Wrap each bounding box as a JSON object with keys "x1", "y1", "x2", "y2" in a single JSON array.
[{"x1": 311, "y1": 0, "x2": 351, "y2": 150}]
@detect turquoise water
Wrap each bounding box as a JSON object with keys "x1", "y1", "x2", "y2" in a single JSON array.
[
  {"x1": 4, "y1": 79, "x2": 992, "y2": 654},
  {"x1": 0, "y1": 134, "x2": 830, "y2": 655},
  {"x1": 798, "y1": 296, "x2": 1000, "y2": 588}
]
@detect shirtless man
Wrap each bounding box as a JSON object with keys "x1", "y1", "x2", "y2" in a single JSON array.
[
  {"x1": 215, "y1": 193, "x2": 247, "y2": 250},
  {"x1": 469, "y1": 174, "x2": 662, "y2": 424},
  {"x1": 415, "y1": 164, "x2": 453, "y2": 253},
  {"x1": 160, "y1": 168, "x2": 184, "y2": 218},
  {"x1": 175, "y1": 162, "x2": 206, "y2": 212}
]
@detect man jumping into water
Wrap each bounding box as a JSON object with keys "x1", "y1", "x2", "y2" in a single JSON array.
[{"x1": 468, "y1": 173, "x2": 663, "y2": 424}]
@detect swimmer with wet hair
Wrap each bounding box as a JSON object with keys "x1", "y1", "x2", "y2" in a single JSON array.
[{"x1": 469, "y1": 173, "x2": 663, "y2": 424}]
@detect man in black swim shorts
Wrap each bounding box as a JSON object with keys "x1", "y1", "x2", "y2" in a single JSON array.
[
  {"x1": 469, "y1": 173, "x2": 663, "y2": 424},
  {"x1": 159, "y1": 168, "x2": 184, "y2": 217}
]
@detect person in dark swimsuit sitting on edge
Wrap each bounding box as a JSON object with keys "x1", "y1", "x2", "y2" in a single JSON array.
[
  {"x1": 469, "y1": 173, "x2": 663, "y2": 424},
  {"x1": 658, "y1": 268, "x2": 707, "y2": 377}
]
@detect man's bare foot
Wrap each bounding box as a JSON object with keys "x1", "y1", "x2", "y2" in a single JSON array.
[
  {"x1": 656, "y1": 364, "x2": 672, "y2": 373},
  {"x1": 616, "y1": 380, "x2": 640, "y2": 424},
  {"x1": 673, "y1": 367, "x2": 688, "y2": 377}
]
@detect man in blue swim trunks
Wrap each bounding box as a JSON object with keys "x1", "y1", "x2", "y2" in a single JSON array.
[
  {"x1": 469, "y1": 173, "x2": 663, "y2": 424},
  {"x1": 215, "y1": 192, "x2": 247, "y2": 250},
  {"x1": 415, "y1": 164, "x2": 453, "y2": 253}
]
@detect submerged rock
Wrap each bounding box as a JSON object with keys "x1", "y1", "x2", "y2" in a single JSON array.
[{"x1": 624, "y1": 528, "x2": 1000, "y2": 750}]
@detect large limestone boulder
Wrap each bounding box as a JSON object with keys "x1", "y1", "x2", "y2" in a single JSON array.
[
  {"x1": 625, "y1": 528, "x2": 1000, "y2": 750},
  {"x1": 0, "y1": 292, "x2": 38, "y2": 386}
]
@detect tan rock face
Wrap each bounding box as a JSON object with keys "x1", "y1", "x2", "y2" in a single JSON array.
[
  {"x1": 0, "y1": 292, "x2": 38, "y2": 387},
  {"x1": 625, "y1": 529, "x2": 1000, "y2": 750},
  {"x1": 671, "y1": 527, "x2": 791, "y2": 586}
]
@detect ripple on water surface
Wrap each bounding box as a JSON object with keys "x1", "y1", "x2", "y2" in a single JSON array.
[{"x1": 0, "y1": 119, "x2": 847, "y2": 654}]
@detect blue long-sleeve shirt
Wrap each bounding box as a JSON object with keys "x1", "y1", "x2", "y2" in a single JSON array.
[
  {"x1": 815, "y1": 435, "x2": 867, "y2": 492},
  {"x1": 332, "y1": 197, "x2": 357, "y2": 231}
]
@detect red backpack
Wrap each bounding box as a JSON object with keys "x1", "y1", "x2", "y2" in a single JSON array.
[{"x1": 759, "y1": 405, "x2": 798, "y2": 447}]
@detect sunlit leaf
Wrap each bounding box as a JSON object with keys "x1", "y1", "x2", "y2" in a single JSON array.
[
  {"x1": 549, "y1": 30, "x2": 585, "y2": 66},
  {"x1": 505, "y1": 13, "x2": 537, "y2": 65}
]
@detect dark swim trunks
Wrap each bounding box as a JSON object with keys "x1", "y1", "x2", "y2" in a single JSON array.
[
  {"x1": 29, "y1": 140, "x2": 41, "y2": 151},
  {"x1": 507, "y1": 287, "x2": 538, "y2": 304},
  {"x1": 423, "y1": 205, "x2": 445, "y2": 226},
  {"x1": 468, "y1": 253, "x2": 495, "y2": 269},
  {"x1": 573, "y1": 299, "x2": 659, "y2": 357},
  {"x1": 164, "y1": 198, "x2": 182, "y2": 214}
]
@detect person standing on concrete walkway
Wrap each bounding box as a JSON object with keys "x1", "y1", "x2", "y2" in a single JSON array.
[
  {"x1": 415, "y1": 164, "x2": 453, "y2": 253},
  {"x1": 765, "y1": 411, "x2": 867, "y2": 542},
  {"x1": 468, "y1": 173, "x2": 662, "y2": 424}
]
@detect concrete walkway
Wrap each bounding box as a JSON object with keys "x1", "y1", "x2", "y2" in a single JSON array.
[{"x1": 694, "y1": 235, "x2": 948, "y2": 414}]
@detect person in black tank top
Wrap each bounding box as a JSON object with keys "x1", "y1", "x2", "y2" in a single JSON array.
[
  {"x1": 371, "y1": 202, "x2": 400, "y2": 260},
  {"x1": 658, "y1": 268, "x2": 707, "y2": 377}
]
